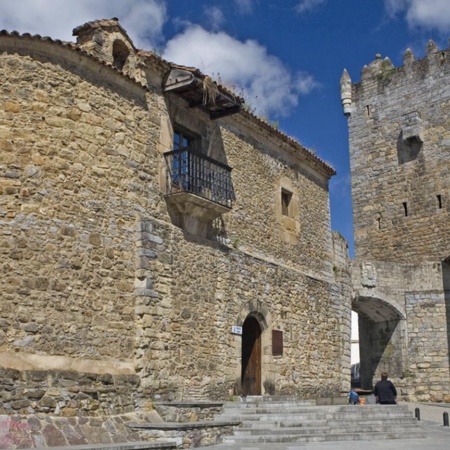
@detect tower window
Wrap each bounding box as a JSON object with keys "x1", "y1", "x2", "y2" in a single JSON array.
[
  {"x1": 376, "y1": 215, "x2": 382, "y2": 230},
  {"x1": 281, "y1": 189, "x2": 292, "y2": 216},
  {"x1": 402, "y1": 202, "x2": 408, "y2": 217},
  {"x1": 437, "y1": 194, "x2": 442, "y2": 209}
]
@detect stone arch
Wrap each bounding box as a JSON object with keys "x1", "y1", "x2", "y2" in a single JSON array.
[
  {"x1": 112, "y1": 39, "x2": 130, "y2": 70},
  {"x1": 235, "y1": 300, "x2": 270, "y2": 396},
  {"x1": 352, "y1": 294, "x2": 406, "y2": 390},
  {"x1": 235, "y1": 299, "x2": 270, "y2": 330}
]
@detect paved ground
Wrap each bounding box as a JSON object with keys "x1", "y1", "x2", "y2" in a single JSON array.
[{"x1": 194, "y1": 402, "x2": 450, "y2": 450}]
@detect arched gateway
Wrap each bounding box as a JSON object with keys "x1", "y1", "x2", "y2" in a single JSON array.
[{"x1": 353, "y1": 295, "x2": 405, "y2": 390}]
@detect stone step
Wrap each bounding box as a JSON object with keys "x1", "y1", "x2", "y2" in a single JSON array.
[
  {"x1": 216, "y1": 400, "x2": 426, "y2": 444},
  {"x1": 35, "y1": 441, "x2": 177, "y2": 450},
  {"x1": 219, "y1": 411, "x2": 416, "y2": 422},
  {"x1": 228, "y1": 398, "x2": 316, "y2": 406},
  {"x1": 237, "y1": 417, "x2": 418, "y2": 429},
  {"x1": 233, "y1": 422, "x2": 420, "y2": 436},
  {"x1": 222, "y1": 429, "x2": 426, "y2": 444}
]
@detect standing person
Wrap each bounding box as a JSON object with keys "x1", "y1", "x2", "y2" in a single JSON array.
[{"x1": 374, "y1": 372, "x2": 397, "y2": 404}]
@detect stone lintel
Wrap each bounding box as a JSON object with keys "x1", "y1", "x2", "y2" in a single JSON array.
[{"x1": 0, "y1": 351, "x2": 135, "y2": 375}]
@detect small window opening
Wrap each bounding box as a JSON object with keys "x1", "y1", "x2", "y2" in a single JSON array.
[
  {"x1": 402, "y1": 202, "x2": 408, "y2": 217},
  {"x1": 376, "y1": 216, "x2": 382, "y2": 230},
  {"x1": 437, "y1": 194, "x2": 442, "y2": 209},
  {"x1": 366, "y1": 105, "x2": 371, "y2": 117},
  {"x1": 272, "y1": 330, "x2": 283, "y2": 356},
  {"x1": 112, "y1": 40, "x2": 130, "y2": 70},
  {"x1": 281, "y1": 189, "x2": 292, "y2": 216}
]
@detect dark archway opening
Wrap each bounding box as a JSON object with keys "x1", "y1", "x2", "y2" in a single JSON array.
[
  {"x1": 241, "y1": 315, "x2": 261, "y2": 396},
  {"x1": 353, "y1": 297, "x2": 404, "y2": 391}
]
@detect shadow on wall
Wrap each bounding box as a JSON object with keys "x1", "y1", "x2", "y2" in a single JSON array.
[
  {"x1": 358, "y1": 315, "x2": 400, "y2": 390},
  {"x1": 442, "y1": 258, "x2": 450, "y2": 368}
]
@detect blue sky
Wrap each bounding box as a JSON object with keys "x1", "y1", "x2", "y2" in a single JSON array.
[{"x1": 1, "y1": 0, "x2": 450, "y2": 255}]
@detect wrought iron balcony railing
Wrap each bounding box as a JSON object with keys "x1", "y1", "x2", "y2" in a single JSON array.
[{"x1": 164, "y1": 148, "x2": 234, "y2": 209}]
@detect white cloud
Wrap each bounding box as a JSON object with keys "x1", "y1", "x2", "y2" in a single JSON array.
[
  {"x1": 0, "y1": 0, "x2": 167, "y2": 49},
  {"x1": 385, "y1": 0, "x2": 450, "y2": 32},
  {"x1": 0, "y1": 0, "x2": 315, "y2": 118},
  {"x1": 204, "y1": 6, "x2": 226, "y2": 31},
  {"x1": 234, "y1": 0, "x2": 256, "y2": 14},
  {"x1": 163, "y1": 25, "x2": 317, "y2": 118},
  {"x1": 295, "y1": 0, "x2": 327, "y2": 14}
]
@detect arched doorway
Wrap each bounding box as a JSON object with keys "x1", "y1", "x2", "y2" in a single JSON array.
[{"x1": 241, "y1": 315, "x2": 262, "y2": 396}]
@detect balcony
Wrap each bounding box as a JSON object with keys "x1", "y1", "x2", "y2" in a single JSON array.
[{"x1": 164, "y1": 148, "x2": 234, "y2": 227}]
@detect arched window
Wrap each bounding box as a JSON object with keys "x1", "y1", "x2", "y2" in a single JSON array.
[{"x1": 112, "y1": 39, "x2": 130, "y2": 70}]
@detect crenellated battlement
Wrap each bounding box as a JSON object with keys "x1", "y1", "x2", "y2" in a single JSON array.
[{"x1": 341, "y1": 39, "x2": 450, "y2": 116}]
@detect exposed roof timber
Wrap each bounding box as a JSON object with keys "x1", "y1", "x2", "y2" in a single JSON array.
[{"x1": 163, "y1": 68, "x2": 243, "y2": 120}]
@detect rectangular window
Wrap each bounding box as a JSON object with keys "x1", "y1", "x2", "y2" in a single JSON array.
[
  {"x1": 173, "y1": 130, "x2": 192, "y2": 151},
  {"x1": 281, "y1": 189, "x2": 292, "y2": 216},
  {"x1": 402, "y1": 202, "x2": 408, "y2": 217},
  {"x1": 272, "y1": 330, "x2": 283, "y2": 356},
  {"x1": 437, "y1": 194, "x2": 442, "y2": 209},
  {"x1": 172, "y1": 130, "x2": 195, "y2": 188}
]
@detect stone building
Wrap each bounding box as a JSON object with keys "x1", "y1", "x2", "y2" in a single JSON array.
[
  {"x1": 341, "y1": 41, "x2": 450, "y2": 402},
  {"x1": 0, "y1": 19, "x2": 352, "y2": 417}
]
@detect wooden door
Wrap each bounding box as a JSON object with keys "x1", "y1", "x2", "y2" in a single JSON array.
[{"x1": 241, "y1": 316, "x2": 262, "y2": 396}]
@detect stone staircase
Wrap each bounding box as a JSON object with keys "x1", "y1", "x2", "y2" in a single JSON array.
[{"x1": 216, "y1": 396, "x2": 427, "y2": 444}]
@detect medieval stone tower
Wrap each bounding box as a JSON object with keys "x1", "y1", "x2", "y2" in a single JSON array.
[{"x1": 342, "y1": 41, "x2": 450, "y2": 401}]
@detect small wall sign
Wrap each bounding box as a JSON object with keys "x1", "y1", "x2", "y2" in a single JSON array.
[{"x1": 231, "y1": 326, "x2": 243, "y2": 335}]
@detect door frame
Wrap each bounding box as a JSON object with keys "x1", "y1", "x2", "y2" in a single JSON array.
[{"x1": 241, "y1": 314, "x2": 262, "y2": 396}]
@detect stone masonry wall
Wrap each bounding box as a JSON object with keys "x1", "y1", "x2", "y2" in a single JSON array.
[
  {"x1": 133, "y1": 217, "x2": 346, "y2": 401},
  {"x1": 221, "y1": 118, "x2": 334, "y2": 280},
  {"x1": 0, "y1": 368, "x2": 140, "y2": 416},
  {"x1": 0, "y1": 45, "x2": 165, "y2": 415},
  {"x1": 0, "y1": 51, "x2": 160, "y2": 362},
  {"x1": 346, "y1": 42, "x2": 450, "y2": 403},
  {"x1": 352, "y1": 259, "x2": 450, "y2": 402},
  {"x1": 348, "y1": 47, "x2": 450, "y2": 262},
  {"x1": 1, "y1": 28, "x2": 348, "y2": 415}
]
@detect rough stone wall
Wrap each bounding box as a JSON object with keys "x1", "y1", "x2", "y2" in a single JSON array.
[
  {"x1": 0, "y1": 44, "x2": 164, "y2": 414},
  {"x1": 221, "y1": 118, "x2": 334, "y2": 280},
  {"x1": 134, "y1": 218, "x2": 346, "y2": 401},
  {"x1": 345, "y1": 42, "x2": 450, "y2": 403},
  {"x1": 348, "y1": 47, "x2": 450, "y2": 262},
  {"x1": 331, "y1": 232, "x2": 353, "y2": 392},
  {"x1": 0, "y1": 369, "x2": 139, "y2": 416},
  {"x1": 352, "y1": 260, "x2": 450, "y2": 401},
  {"x1": 1, "y1": 25, "x2": 350, "y2": 417},
  {"x1": 0, "y1": 50, "x2": 160, "y2": 361}
]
